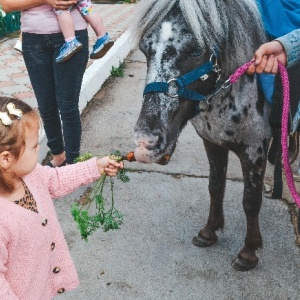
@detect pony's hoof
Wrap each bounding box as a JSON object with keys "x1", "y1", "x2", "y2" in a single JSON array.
[
  {"x1": 231, "y1": 255, "x2": 258, "y2": 271},
  {"x1": 192, "y1": 234, "x2": 217, "y2": 247}
]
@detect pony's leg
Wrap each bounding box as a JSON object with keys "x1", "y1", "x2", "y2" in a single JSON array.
[
  {"x1": 192, "y1": 138, "x2": 228, "y2": 247},
  {"x1": 231, "y1": 153, "x2": 266, "y2": 271}
]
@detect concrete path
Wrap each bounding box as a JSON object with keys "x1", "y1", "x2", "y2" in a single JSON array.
[{"x1": 56, "y1": 48, "x2": 300, "y2": 300}]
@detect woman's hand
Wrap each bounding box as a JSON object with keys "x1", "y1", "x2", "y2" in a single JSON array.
[
  {"x1": 247, "y1": 40, "x2": 287, "y2": 75},
  {"x1": 96, "y1": 156, "x2": 124, "y2": 177},
  {"x1": 45, "y1": 0, "x2": 78, "y2": 10}
]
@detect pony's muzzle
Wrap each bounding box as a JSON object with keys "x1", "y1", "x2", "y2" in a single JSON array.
[{"x1": 133, "y1": 129, "x2": 169, "y2": 163}]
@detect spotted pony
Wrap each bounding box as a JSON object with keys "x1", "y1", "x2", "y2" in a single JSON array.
[{"x1": 133, "y1": 0, "x2": 272, "y2": 271}]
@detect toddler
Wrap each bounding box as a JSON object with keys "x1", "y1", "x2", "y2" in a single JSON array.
[
  {"x1": 55, "y1": 1, "x2": 114, "y2": 63},
  {"x1": 0, "y1": 97, "x2": 122, "y2": 299}
]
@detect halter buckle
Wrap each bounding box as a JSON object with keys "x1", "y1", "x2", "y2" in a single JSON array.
[{"x1": 166, "y1": 78, "x2": 179, "y2": 98}]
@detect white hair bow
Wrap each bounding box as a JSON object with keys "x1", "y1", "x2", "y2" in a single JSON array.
[{"x1": 0, "y1": 103, "x2": 23, "y2": 126}]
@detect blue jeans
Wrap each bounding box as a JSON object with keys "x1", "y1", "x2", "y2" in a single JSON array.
[{"x1": 22, "y1": 30, "x2": 89, "y2": 164}]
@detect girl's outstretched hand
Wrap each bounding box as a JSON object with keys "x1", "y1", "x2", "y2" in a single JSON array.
[
  {"x1": 247, "y1": 40, "x2": 287, "y2": 75},
  {"x1": 96, "y1": 156, "x2": 123, "y2": 177}
]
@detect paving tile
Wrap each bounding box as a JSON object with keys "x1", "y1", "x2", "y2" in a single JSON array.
[
  {"x1": 10, "y1": 72, "x2": 28, "y2": 78},
  {"x1": 0, "y1": 64, "x2": 10, "y2": 70},
  {"x1": 12, "y1": 91, "x2": 35, "y2": 101},
  {"x1": 1, "y1": 83, "x2": 30, "y2": 92},
  {"x1": 0, "y1": 81, "x2": 15, "y2": 88}
]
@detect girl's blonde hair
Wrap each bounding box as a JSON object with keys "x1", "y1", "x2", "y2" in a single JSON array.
[{"x1": 0, "y1": 97, "x2": 40, "y2": 192}]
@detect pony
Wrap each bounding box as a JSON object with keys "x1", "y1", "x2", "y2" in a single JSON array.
[{"x1": 133, "y1": 0, "x2": 273, "y2": 271}]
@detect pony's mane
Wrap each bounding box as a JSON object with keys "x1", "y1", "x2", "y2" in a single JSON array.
[{"x1": 134, "y1": 0, "x2": 267, "y2": 67}]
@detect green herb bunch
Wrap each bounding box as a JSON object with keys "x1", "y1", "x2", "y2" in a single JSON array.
[{"x1": 71, "y1": 151, "x2": 129, "y2": 241}]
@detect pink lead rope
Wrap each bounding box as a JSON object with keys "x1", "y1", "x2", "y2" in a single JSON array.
[
  {"x1": 228, "y1": 60, "x2": 255, "y2": 84},
  {"x1": 227, "y1": 60, "x2": 300, "y2": 208},
  {"x1": 278, "y1": 63, "x2": 300, "y2": 208}
]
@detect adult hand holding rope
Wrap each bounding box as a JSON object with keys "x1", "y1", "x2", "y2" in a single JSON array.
[{"x1": 247, "y1": 40, "x2": 287, "y2": 75}]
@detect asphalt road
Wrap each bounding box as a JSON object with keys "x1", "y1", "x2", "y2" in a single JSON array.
[{"x1": 56, "y1": 48, "x2": 300, "y2": 300}]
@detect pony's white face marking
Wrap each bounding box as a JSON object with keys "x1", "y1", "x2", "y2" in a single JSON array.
[
  {"x1": 147, "y1": 21, "x2": 183, "y2": 83},
  {"x1": 161, "y1": 22, "x2": 173, "y2": 41}
]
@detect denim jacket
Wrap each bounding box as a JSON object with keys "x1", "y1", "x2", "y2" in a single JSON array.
[{"x1": 276, "y1": 29, "x2": 300, "y2": 68}]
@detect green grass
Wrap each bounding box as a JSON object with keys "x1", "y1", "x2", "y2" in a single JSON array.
[{"x1": 110, "y1": 61, "x2": 125, "y2": 77}]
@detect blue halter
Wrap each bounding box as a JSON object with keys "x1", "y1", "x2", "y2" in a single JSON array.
[{"x1": 143, "y1": 55, "x2": 222, "y2": 102}]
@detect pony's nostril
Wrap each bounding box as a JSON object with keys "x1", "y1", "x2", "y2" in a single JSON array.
[
  {"x1": 134, "y1": 133, "x2": 160, "y2": 150},
  {"x1": 147, "y1": 137, "x2": 160, "y2": 150},
  {"x1": 134, "y1": 125, "x2": 167, "y2": 151}
]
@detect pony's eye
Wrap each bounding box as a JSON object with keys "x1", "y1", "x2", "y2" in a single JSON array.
[{"x1": 191, "y1": 50, "x2": 202, "y2": 57}]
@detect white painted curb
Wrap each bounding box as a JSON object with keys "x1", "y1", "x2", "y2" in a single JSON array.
[{"x1": 79, "y1": 28, "x2": 136, "y2": 112}]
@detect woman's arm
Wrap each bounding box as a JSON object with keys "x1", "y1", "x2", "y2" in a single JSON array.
[
  {"x1": 276, "y1": 29, "x2": 300, "y2": 68},
  {"x1": 0, "y1": 0, "x2": 78, "y2": 13}
]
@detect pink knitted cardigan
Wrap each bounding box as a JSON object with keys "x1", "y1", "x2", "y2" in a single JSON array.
[{"x1": 0, "y1": 158, "x2": 100, "y2": 299}]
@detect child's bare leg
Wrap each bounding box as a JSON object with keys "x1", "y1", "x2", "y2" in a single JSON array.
[
  {"x1": 84, "y1": 14, "x2": 106, "y2": 38},
  {"x1": 56, "y1": 11, "x2": 76, "y2": 41},
  {"x1": 76, "y1": 0, "x2": 114, "y2": 59},
  {"x1": 85, "y1": 13, "x2": 114, "y2": 59}
]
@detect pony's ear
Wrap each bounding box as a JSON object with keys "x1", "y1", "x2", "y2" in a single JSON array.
[{"x1": 0, "y1": 151, "x2": 14, "y2": 170}]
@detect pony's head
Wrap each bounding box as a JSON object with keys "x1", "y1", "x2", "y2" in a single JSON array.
[{"x1": 133, "y1": 0, "x2": 266, "y2": 164}]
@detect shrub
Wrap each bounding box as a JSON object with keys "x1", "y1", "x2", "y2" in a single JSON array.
[{"x1": 0, "y1": 8, "x2": 21, "y2": 38}]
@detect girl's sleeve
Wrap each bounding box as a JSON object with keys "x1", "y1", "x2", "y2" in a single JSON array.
[
  {"x1": 276, "y1": 28, "x2": 300, "y2": 68},
  {"x1": 37, "y1": 158, "x2": 101, "y2": 199},
  {"x1": 0, "y1": 241, "x2": 19, "y2": 299}
]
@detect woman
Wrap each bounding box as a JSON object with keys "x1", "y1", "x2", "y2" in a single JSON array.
[{"x1": 0, "y1": 0, "x2": 89, "y2": 167}]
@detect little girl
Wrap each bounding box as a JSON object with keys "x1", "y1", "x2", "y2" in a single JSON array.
[
  {"x1": 0, "y1": 97, "x2": 122, "y2": 299},
  {"x1": 55, "y1": 1, "x2": 114, "y2": 63}
]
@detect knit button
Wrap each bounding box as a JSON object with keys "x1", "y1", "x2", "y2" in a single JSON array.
[
  {"x1": 42, "y1": 219, "x2": 48, "y2": 226},
  {"x1": 50, "y1": 243, "x2": 55, "y2": 250},
  {"x1": 57, "y1": 288, "x2": 65, "y2": 294},
  {"x1": 53, "y1": 267, "x2": 61, "y2": 274}
]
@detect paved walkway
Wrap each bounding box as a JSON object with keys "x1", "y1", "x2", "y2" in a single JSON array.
[{"x1": 0, "y1": 3, "x2": 138, "y2": 108}]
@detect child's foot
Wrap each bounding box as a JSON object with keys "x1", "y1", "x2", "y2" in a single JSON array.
[
  {"x1": 56, "y1": 38, "x2": 83, "y2": 63},
  {"x1": 90, "y1": 33, "x2": 114, "y2": 59}
]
